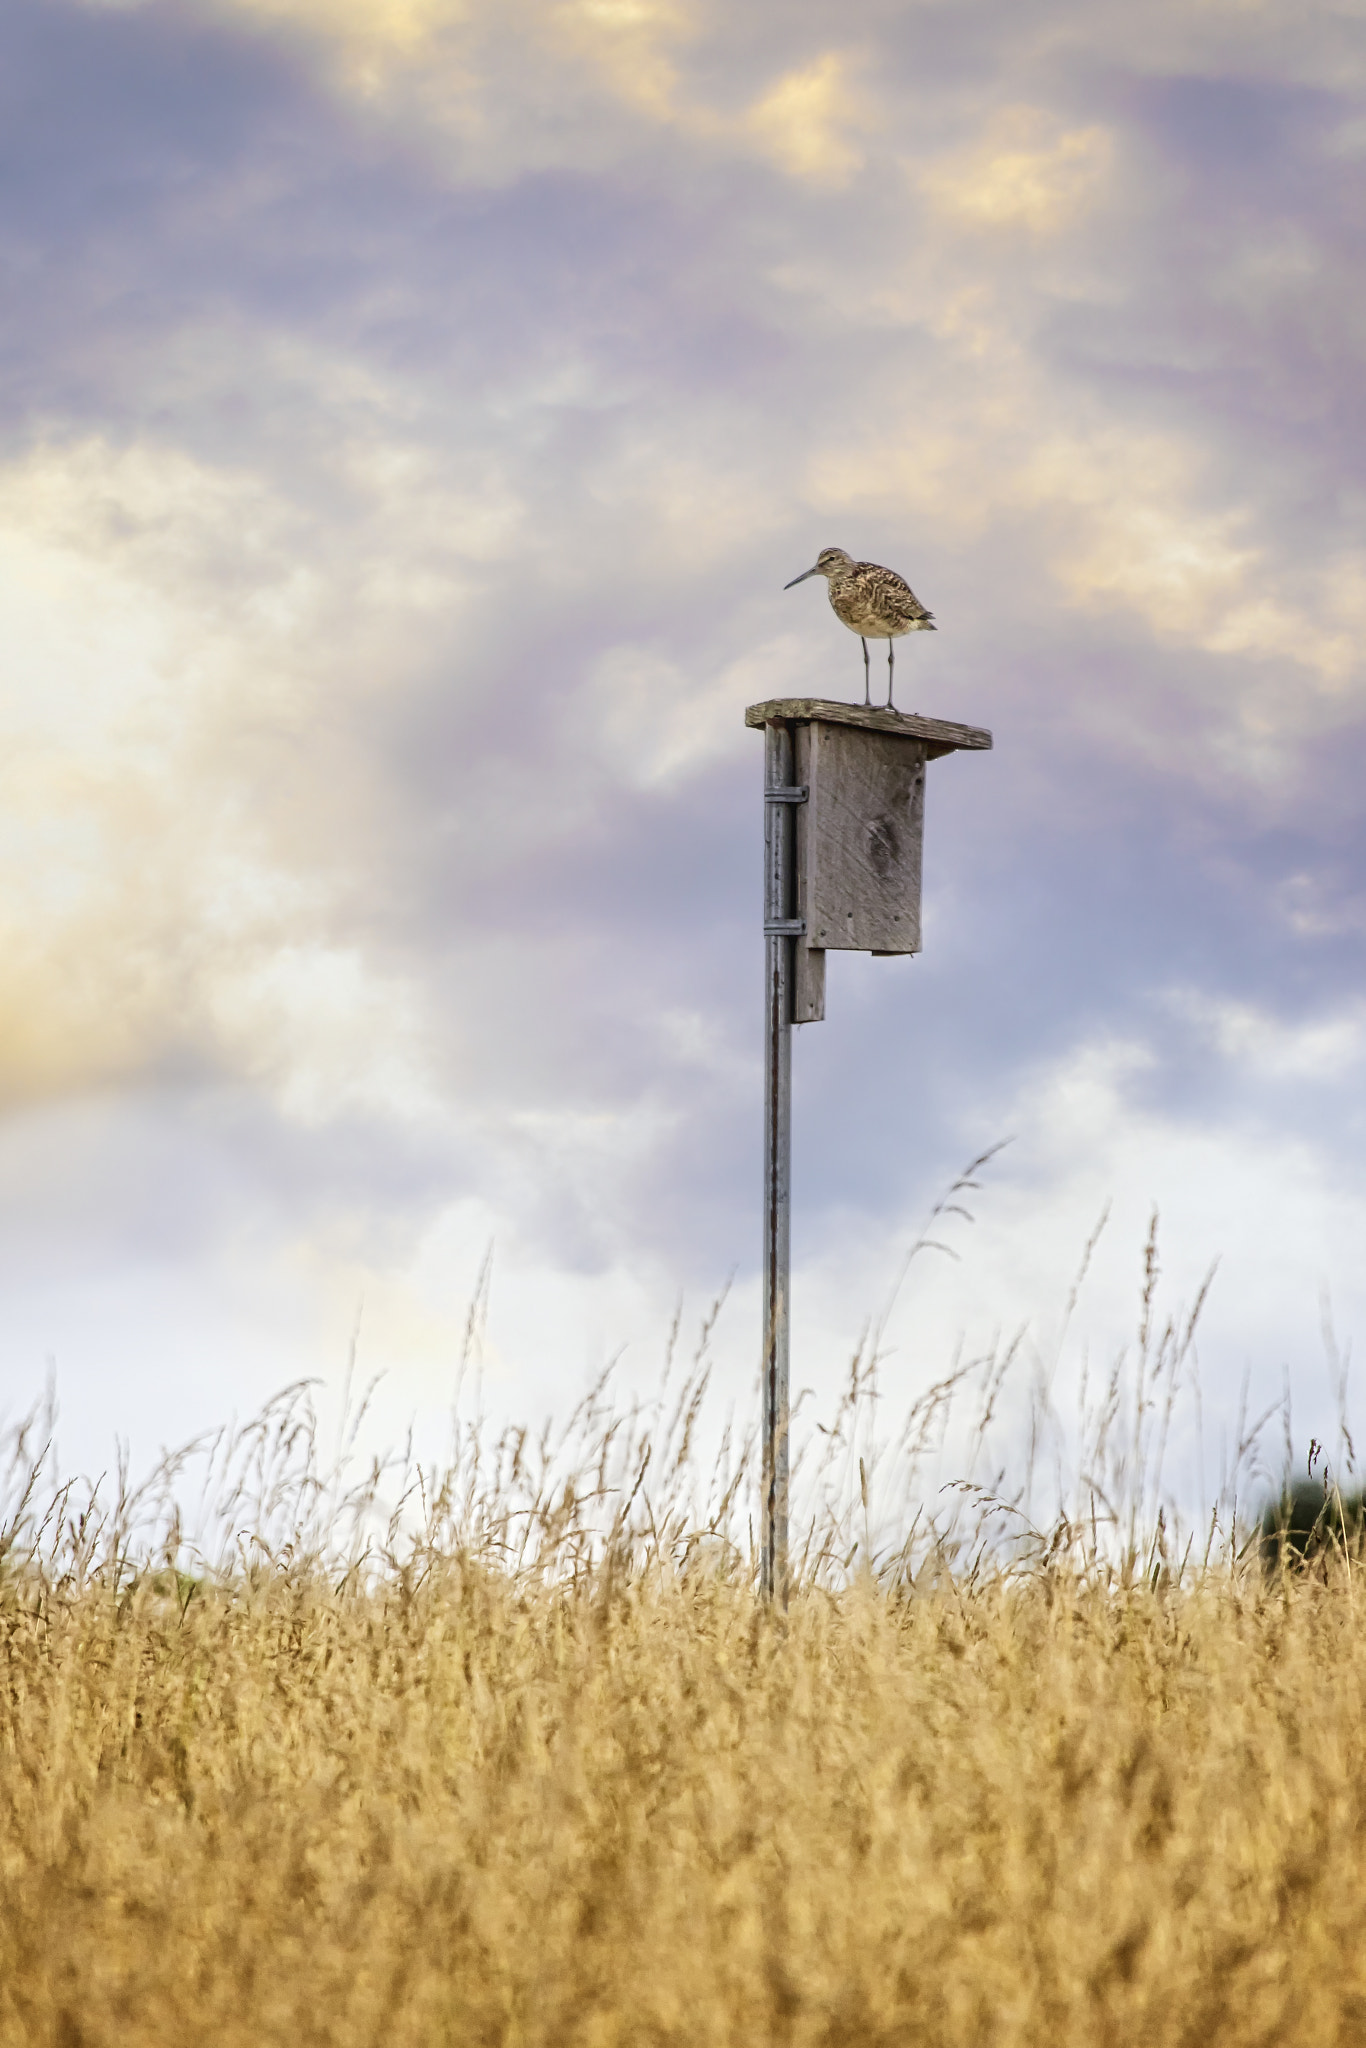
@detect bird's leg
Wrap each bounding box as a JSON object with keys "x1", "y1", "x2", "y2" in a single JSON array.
[
  {"x1": 861, "y1": 638, "x2": 870, "y2": 706},
  {"x1": 887, "y1": 640, "x2": 895, "y2": 712}
]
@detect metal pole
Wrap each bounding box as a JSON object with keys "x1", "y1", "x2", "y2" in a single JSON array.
[{"x1": 762, "y1": 720, "x2": 798, "y2": 1605}]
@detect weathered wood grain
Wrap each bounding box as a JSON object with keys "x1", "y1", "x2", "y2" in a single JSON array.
[
  {"x1": 744, "y1": 699, "x2": 991, "y2": 760},
  {"x1": 802, "y1": 724, "x2": 925, "y2": 954},
  {"x1": 791, "y1": 722, "x2": 826, "y2": 1022}
]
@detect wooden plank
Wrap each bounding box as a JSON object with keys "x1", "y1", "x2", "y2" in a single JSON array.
[
  {"x1": 805, "y1": 725, "x2": 925, "y2": 954},
  {"x1": 745, "y1": 698, "x2": 991, "y2": 758},
  {"x1": 793, "y1": 944, "x2": 826, "y2": 1022},
  {"x1": 791, "y1": 724, "x2": 826, "y2": 1022}
]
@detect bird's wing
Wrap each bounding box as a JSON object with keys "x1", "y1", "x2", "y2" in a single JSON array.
[{"x1": 859, "y1": 563, "x2": 931, "y2": 626}]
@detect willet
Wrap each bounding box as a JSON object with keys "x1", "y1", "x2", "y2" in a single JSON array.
[{"x1": 784, "y1": 546, "x2": 935, "y2": 710}]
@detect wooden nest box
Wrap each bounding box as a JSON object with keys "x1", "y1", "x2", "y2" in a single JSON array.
[{"x1": 744, "y1": 699, "x2": 992, "y2": 1023}]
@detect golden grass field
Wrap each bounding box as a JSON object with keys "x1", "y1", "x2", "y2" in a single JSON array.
[
  {"x1": 3, "y1": 1535, "x2": 1365, "y2": 2046},
  {"x1": 2, "y1": 1220, "x2": 1363, "y2": 2048}
]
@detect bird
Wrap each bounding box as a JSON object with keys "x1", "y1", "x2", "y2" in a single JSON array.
[{"x1": 784, "y1": 547, "x2": 935, "y2": 710}]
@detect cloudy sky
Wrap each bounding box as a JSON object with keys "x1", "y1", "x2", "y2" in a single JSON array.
[{"x1": 4, "y1": 0, "x2": 1366, "y2": 1496}]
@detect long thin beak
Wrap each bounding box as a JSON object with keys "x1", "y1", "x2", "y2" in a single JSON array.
[{"x1": 783, "y1": 566, "x2": 819, "y2": 589}]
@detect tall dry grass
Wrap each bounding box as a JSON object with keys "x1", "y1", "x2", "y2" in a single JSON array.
[{"x1": 2, "y1": 1215, "x2": 1364, "y2": 2047}]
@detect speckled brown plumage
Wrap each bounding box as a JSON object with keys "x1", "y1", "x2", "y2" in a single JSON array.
[{"x1": 784, "y1": 545, "x2": 936, "y2": 709}]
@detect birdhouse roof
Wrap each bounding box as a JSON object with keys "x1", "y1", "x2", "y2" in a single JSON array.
[{"x1": 744, "y1": 700, "x2": 991, "y2": 759}]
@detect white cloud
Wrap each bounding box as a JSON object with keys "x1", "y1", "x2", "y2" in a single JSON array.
[
  {"x1": 10, "y1": 0, "x2": 1366, "y2": 1485},
  {"x1": 920, "y1": 108, "x2": 1113, "y2": 234},
  {"x1": 746, "y1": 52, "x2": 868, "y2": 187},
  {"x1": 1165, "y1": 991, "x2": 1366, "y2": 1083},
  {"x1": 581, "y1": 634, "x2": 804, "y2": 789}
]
